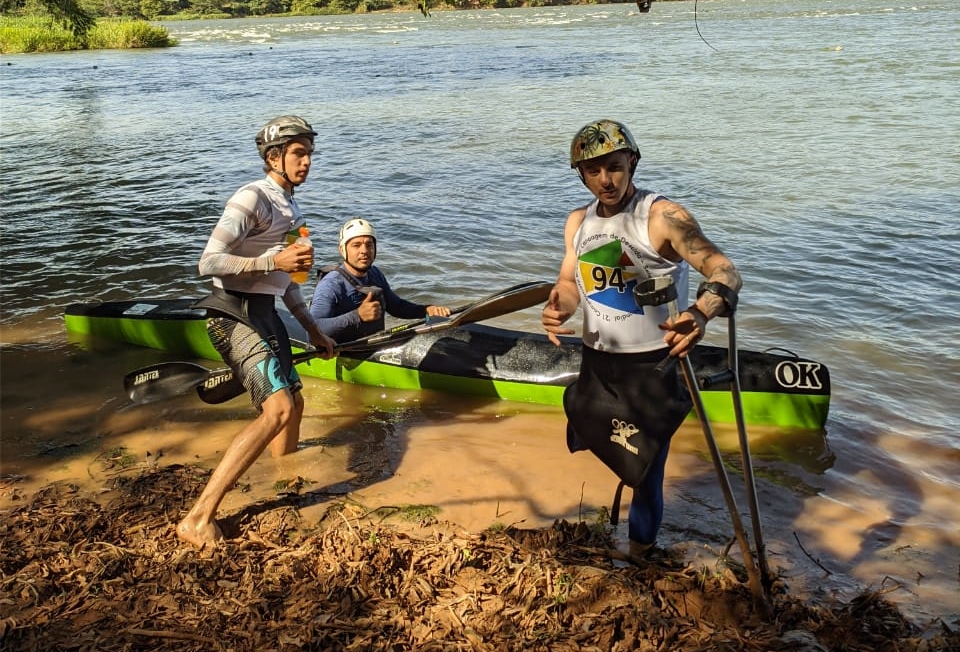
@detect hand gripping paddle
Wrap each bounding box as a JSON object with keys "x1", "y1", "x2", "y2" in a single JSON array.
[{"x1": 123, "y1": 281, "x2": 553, "y2": 406}]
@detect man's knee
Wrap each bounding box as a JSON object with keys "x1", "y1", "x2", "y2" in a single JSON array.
[{"x1": 260, "y1": 390, "x2": 298, "y2": 429}]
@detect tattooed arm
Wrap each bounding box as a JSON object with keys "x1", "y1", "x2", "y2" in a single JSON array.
[
  {"x1": 650, "y1": 199, "x2": 743, "y2": 356},
  {"x1": 652, "y1": 200, "x2": 742, "y2": 316}
]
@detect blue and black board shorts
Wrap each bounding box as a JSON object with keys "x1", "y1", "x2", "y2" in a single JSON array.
[{"x1": 198, "y1": 290, "x2": 303, "y2": 412}]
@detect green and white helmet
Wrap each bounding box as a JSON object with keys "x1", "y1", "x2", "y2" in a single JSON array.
[
  {"x1": 569, "y1": 119, "x2": 641, "y2": 168},
  {"x1": 338, "y1": 218, "x2": 377, "y2": 249},
  {"x1": 255, "y1": 115, "x2": 317, "y2": 159}
]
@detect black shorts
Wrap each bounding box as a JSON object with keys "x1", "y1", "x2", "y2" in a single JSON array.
[{"x1": 563, "y1": 346, "x2": 692, "y2": 487}]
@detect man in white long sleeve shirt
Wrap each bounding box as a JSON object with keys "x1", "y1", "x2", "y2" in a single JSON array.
[{"x1": 177, "y1": 115, "x2": 335, "y2": 548}]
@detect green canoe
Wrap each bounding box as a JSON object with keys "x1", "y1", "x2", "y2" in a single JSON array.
[{"x1": 64, "y1": 298, "x2": 830, "y2": 430}]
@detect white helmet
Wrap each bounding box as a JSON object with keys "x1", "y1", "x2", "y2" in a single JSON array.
[{"x1": 338, "y1": 218, "x2": 377, "y2": 249}]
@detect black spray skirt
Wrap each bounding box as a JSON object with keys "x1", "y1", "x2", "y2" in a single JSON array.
[{"x1": 563, "y1": 345, "x2": 692, "y2": 487}]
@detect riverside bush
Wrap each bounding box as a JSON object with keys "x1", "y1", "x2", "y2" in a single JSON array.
[
  {"x1": 0, "y1": 16, "x2": 176, "y2": 53},
  {"x1": 87, "y1": 18, "x2": 177, "y2": 49}
]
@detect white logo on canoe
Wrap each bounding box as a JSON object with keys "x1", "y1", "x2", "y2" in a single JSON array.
[
  {"x1": 775, "y1": 361, "x2": 823, "y2": 390},
  {"x1": 123, "y1": 303, "x2": 160, "y2": 316},
  {"x1": 377, "y1": 351, "x2": 402, "y2": 366},
  {"x1": 610, "y1": 419, "x2": 639, "y2": 454}
]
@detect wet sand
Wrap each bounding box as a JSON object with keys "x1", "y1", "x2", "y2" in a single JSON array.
[{"x1": 1, "y1": 327, "x2": 957, "y2": 627}]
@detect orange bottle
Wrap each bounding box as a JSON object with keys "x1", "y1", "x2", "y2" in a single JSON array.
[{"x1": 290, "y1": 226, "x2": 312, "y2": 284}]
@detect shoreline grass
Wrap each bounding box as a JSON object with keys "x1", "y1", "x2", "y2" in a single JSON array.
[{"x1": 0, "y1": 16, "x2": 176, "y2": 54}]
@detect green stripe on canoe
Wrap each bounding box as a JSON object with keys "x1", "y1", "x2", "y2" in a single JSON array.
[{"x1": 65, "y1": 313, "x2": 221, "y2": 361}]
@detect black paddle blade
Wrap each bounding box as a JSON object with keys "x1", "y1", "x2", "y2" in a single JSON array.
[
  {"x1": 196, "y1": 368, "x2": 245, "y2": 404},
  {"x1": 123, "y1": 361, "x2": 211, "y2": 405}
]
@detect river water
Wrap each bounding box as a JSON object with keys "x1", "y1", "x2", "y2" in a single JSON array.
[{"x1": 1, "y1": 0, "x2": 957, "y2": 623}]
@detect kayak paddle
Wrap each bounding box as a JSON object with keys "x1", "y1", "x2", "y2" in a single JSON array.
[
  {"x1": 123, "y1": 281, "x2": 552, "y2": 406},
  {"x1": 196, "y1": 280, "x2": 552, "y2": 404}
]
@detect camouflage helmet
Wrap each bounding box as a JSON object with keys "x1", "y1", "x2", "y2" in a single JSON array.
[
  {"x1": 255, "y1": 115, "x2": 317, "y2": 160},
  {"x1": 569, "y1": 119, "x2": 641, "y2": 168}
]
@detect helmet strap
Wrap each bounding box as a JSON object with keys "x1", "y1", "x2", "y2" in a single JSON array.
[
  {"x1": 279, "y1": 144, "x2": 295, "y2": 187},
  {"x1": 268, "y1": 144, "x2": 298, "y2": 192}
]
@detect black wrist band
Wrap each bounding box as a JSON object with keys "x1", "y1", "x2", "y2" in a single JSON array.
[
  {"x1": 696, "y1": 281, "x2": 739, "y2": 316},
  {"x1": 686, "y1": 305, "x2": 709, "y2": 323}
]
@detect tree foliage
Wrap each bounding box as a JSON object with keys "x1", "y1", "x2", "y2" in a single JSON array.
[
  {"x1": 1, "y1": 0, "x2": 95, "y2": 34},
  {"x1": 2, "y1": 0, "x2": 641, "y2": 26}
]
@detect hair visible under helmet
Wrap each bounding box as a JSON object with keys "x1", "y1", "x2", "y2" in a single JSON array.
[
  {"x1": 338, "y1": 218, "x2": 377, "y2": 256},
  {"x1": 569, "y1": 119, "x2": 641, "y2": 172},
  {"x1": 256, "y1": 115, "x2": 317, "y2": 159},
  {"x1": 255, "y1": 115, "x2": 317, "y2": 184}
]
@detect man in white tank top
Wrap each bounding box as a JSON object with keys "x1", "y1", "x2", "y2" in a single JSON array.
[{"x1": 541, "y1": 119, "x2": 742, "y2": 561}]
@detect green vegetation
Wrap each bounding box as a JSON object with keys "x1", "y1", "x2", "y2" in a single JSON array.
[
  {"x1": 395, "y1": 503, "x2": 440, "y2": 522},
  {"x1": 97, "y1": 446, "x2": 141, "y2": 470},
  {"x1": 1, "y1": 0, "x2": 640, "y2": 53},
  {"x1": 272, "y1": 476, "x2": 309, "y2": 493},
  {"x1": 69, "y1": 0, "x2": 596, "y2": 22},
  {"x1": 0, "y1": 14, "x2": 175, "y2": 51}
]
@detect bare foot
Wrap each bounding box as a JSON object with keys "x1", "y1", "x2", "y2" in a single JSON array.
[{"x1": 176, "y1": 517, "x2": 224, "y2": 548}]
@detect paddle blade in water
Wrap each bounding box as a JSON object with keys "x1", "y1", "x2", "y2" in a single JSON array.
[{"x1": 123, "y1": 362, "x2": 211, "y2": 405}]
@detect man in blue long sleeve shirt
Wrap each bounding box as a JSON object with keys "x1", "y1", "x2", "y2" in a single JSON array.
[{"x1": 309, "y1": 218, "x2": 450, "y2": 342}]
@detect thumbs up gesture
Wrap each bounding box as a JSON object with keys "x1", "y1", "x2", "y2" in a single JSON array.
[{"x1": 357, "y1": 289, "x2": 382, "y2": 323}]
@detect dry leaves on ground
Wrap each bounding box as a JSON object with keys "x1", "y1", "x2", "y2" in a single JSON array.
[{"x1": 1, "y1": 464, "x2": 957, "y2": 652}]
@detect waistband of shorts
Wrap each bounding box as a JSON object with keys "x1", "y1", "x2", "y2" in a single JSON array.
[
  {"x1": 582, "y1": 345, "x2": 668, "y2": 364},
  {"x1": 192, "y1": 288, "x2": 275, "y2": 324}
]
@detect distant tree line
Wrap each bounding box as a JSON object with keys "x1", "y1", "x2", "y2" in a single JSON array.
[{"x1": 2, "y1": 0, "x2": 641, "y2": 23}]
